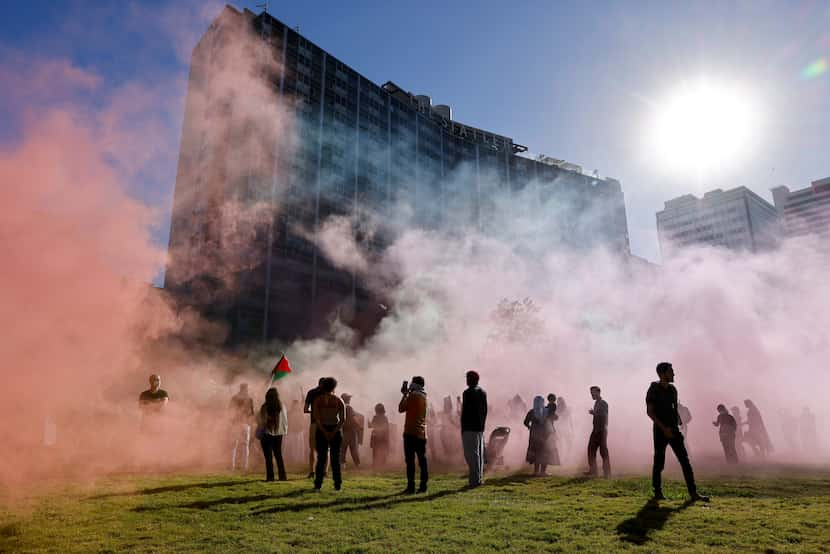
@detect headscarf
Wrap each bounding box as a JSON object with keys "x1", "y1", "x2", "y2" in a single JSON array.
[
  {"x1": 533, "y1": 395, "x2": 545, "y2": 421},
  {"x1": 409, "y1": 381, "x2": 426, "y2": 397}
]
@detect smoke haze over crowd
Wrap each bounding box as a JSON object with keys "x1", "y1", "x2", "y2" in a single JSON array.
[{"x1": 1, "y1": 3, "x2": 828, "y2": 498}]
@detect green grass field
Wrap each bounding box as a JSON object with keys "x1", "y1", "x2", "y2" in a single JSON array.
[{"x1": 2, "y1": 467, "x2": 830, "y2": 553}]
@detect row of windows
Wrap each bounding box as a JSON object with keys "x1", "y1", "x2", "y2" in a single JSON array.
[
  {"x1": 660, "y1": 205, "x2": 743, "y2": 231},
  {"x1": 670, "y1": 224, "x2": 749, "y2": 241}
]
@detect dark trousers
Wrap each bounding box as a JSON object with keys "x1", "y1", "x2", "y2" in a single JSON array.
[
  {"x1": 720, "y1": 435, "x2": 739, "y2": 463},
  {"x1": 403, "y1": 434, "x2": 428, "y2": 489},
  {"x1": 315, "y1": 428, "x2": 342, "y2": 488},
  {"x1": 260, "y1": 434, "x2": 287, "y2": 481},
  {"x1": 587, "y1": 429, "x2": 611, "y2": 477},
  {"x1": 341, "y1": 430, "x2": 361, "y2": 466},
  {"x1": 372, "y1": 443, "x2": 389, "y2": 467},
  {"x1": 652, "y1": 426, "x2": 697, "y2": 495}
]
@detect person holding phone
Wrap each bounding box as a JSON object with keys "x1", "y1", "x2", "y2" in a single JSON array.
[{"x1": 398, "y1": 376, "x2": 428, "y2": 494}]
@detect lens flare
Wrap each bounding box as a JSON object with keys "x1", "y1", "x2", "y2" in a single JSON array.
[{"x1": 801, "y1": 58, "x2": 828, "y2": 79}]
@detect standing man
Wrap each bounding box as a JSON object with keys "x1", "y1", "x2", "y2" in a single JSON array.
[
  {"x1": 139, "y1": 374, "x2": 169, "y2": 408},
  {"x1": 229, "y1": 383, "x2": 254, "y2": 470},
  {"x1": 646, "y1": 362, "x2": 709, "y2": 502},
  {"x1": 312, "y1": 377, "x2": 345, "y2": 491},
  {"x1": 340, "y1": 393, "x2": 361, "y2": 468},
  {"x1": 398, "y1": 376, "x2": 428, "y2": 494},
  {"x1": 139, "y1": 374, "x2": 169, "y2": 432},
  {"x1": 461, "y1": 370, "x2": 488, "y2": 488},
  {"x1": 586, "y1": 386, "x2": 611, "y2": 478},
  {"x1": 303, "y1": 378, "x2": 325, "y2": 479},
  {"x1": 712, "y1": 404, "x2": 738, "y2": 463}
]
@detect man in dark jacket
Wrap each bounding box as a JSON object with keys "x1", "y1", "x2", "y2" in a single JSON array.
[
  {"x1": 646, "y1": 362, "x2": 709, "y2": 502},
  {"x1": 460, "y1": 370, "x2": 488, "y2": 487}
]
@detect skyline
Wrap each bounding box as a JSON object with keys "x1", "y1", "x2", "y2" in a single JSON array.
[{"x1": 2, "y1": 0, "x2": 829, "y2": 265}]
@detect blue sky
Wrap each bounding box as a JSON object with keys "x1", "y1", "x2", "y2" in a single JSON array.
[{"x1": 2, "y1": 0, "x2": 829, "y2": 263}]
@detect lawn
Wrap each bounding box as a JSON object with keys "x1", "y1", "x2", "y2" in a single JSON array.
[{"x1": 2, "y1": 467, "x2": 830, "y2": 553}]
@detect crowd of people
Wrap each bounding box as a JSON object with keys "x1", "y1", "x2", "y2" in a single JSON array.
[{"x1": 137, "y1": 362, "x2": 819, "y2": 502}]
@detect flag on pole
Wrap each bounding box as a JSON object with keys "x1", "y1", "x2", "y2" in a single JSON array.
[{"x1": 269, "y1": 354, "x2": 292, "y2": 384}]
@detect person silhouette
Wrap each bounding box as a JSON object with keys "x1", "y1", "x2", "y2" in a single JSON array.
[
  {"x1": 585, "y1": 386, "x2": 610, "y2": 477},
  {"x1": 646, "y1": 362, "x2": 708, "y2": 502},
  {"x1": 712, "y1": 404, "x2": 738, "y2": 463},
  {"x1": 743, "y1": 399, "x2": 773, "y2": 458}
]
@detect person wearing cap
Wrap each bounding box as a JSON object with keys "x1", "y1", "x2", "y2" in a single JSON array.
[
  {"x1": 340, "y1": 393, "x2": 361, "y2": 468},
  {"x1": 646, "y1": 362, "x2": 709, "y2": 502},
  {"x1": 461, "y1": 370, "x2": 488, "y2": 487}
]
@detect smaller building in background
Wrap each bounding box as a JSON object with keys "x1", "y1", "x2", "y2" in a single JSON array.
[
  {"x1": 771, "y1": 178, "x2": 830, "y2": 241},
  {"x1": 656, "y1": 186, "x2": 778, "y2": 257}
]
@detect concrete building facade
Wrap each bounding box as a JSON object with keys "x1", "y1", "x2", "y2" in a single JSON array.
[
  {"x1": 166, "y1": 6, "x2": 632, "y2": 344},
  {"x1": 656, "y1": 186, "x2": 778, "y2": 257},
  {"x1": 771, "y1": 178, "x2": 830, "y2": 241}
]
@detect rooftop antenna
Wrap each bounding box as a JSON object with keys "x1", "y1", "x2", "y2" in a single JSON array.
[{"x1": 256, "y1": 1, "x2": 269, "y2": 14}]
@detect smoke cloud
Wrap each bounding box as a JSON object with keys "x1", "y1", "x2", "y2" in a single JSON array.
[{"x1": 2, "y1": 5, "x2": 828, "y2": 501}]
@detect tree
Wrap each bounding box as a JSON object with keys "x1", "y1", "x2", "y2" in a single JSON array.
[{"x1": 488, "y1": 297, "x2": 544, "y2": 344}]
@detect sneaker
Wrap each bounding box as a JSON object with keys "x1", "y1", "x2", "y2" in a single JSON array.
[
  {"x1": 652, "y1": 491, "x2": 667, "y2": 501},
  {"x1": 691, "y1": 493, "x2": 710, "y2": 503},
  {"x1": 334, "y1": 484, "x2": 342, "y2": 491},
  {"x1": 416, "y1": 485, "x2": 427, "y2": 494},
  {"x1": 402, "y1": 487, "x2": 415, "y2": 495}
]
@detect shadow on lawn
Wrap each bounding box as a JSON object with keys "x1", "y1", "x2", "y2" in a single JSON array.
[
  {"x1": 89, "y1": 479, "x2": 260, "y2": 500},
  {"x1": 334, "y1": 487, "x2": 465, "y2": 513},
  {"x1": 615, "y1": 499, "x2": 693, "y2": 545},
  {"x1": 250, "y1": 484, "x2": 477, "y2": 516},
  {"x1": 133, "y1": 488, "x2": 313, "y2": 512},
  {"x1": 251, "y1": 490, "x2": 405, "y2": 516}
]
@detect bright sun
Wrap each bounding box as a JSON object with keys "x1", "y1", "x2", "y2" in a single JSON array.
[{"x1": 649, "y1": 80, "x2": 761, "y2": 173}]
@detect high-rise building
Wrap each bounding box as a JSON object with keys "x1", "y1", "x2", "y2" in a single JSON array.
[
  {"x1": 656, "y1": 186, "x2": 777, "y2": 257},
  {"x1": 166, "y1": 6, "x2": 631, "y2": 344},
  {"x1": 771, "y1": 178, "x2": 830, "y2": 241}
]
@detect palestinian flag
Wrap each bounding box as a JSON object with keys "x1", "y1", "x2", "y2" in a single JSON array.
[{"x1": 269, "y1": 354, "x2": 292, "y2": 383}]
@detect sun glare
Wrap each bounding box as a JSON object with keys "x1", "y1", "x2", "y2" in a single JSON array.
[{"x1": 649, "y1": 80, "x2": 761, "y2": 173}]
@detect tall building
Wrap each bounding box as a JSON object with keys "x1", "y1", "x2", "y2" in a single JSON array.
[
  {"x1": 656, "y1": 186, "x2": 777, "y2": 257},
  {"x1": 166, "y1": 6, "x2": 631, "y2": 344},
  {"x1": 771, "y1": 178, "x2": 830, "y2": 241}
]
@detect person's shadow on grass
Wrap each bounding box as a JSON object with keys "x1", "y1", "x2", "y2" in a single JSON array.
[
  {"x1": 133, "y1": 488, "x2": 314, "y2": 512},
  {"x1": 89, "y1": 479, "x2": 260, "y2": 500},
  {"x1": 615, "y1": 498, "x2": 693, "y2": 545}
]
